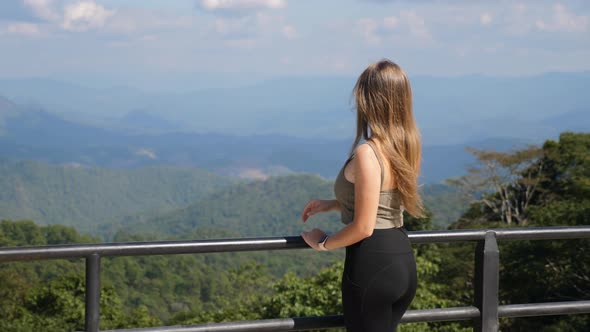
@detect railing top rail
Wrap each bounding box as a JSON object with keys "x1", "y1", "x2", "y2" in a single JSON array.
[
  {"x1": 102, "y1": 307, "x2": 482, "y2": 332},
  {"x1": 98, "y1": 301, "x2": 590, "y2": 332},
  {"x1": 1, "y1": 226, "x2": 589, "y2": 263},
  {"x1": 410, "y1": 225, "x2": 590, "y2": 243}
]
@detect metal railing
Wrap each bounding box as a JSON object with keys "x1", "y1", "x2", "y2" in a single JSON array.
[{"x1": 1, "y1": 226, "x2": 590, "y2": 332}]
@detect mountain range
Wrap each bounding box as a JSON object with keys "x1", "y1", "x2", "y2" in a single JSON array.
[
  {"x1": 0, "y1": 93, "x2": 548, "y2": 183},
  {"x1": 0, "y1": 72, "x2": 587, "y2": 227},
  {"x1": 0, "y1": 158, "x2": 235, "y2": 234},
  {"x1": 0, "y1": 158, "x2": 467, "y2": 238},
  {"x1": 1, "y1": 72, "x2": 588, "y2": 144}
]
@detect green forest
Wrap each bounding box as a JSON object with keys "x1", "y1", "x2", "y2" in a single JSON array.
[
  {"x1": 0, "y1": 161, "x2": 236, "y2": 233},
  {"x1": 0, "y1": 159, "x2": 468, "y2": 237},
  {"x1": 0, "y1": 132, "x2": 589, "y2": 331}
]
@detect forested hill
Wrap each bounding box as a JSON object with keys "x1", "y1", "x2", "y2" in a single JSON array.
[
  {"x1": 104, "y1": 173, "x2": 466, "y2": 240},
  {"x1": 103, "y1": 174, "x2": 343, "y2": 240},
  {"x1": 0, "y1": 159, "x2": 235, "y2": 233},
  {"x1": 0, "y1": 158, "x2": 465, "y2": 239}
]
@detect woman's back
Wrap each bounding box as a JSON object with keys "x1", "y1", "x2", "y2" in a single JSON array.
[{"x1": 334, "y1": 140, "x2": 404, "y2": 229}]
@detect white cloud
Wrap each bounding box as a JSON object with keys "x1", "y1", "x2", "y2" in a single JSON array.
[
  {"x1": 225, "y1": 38, "x2": 257, "y2": 48},
  {"x1": 282, "y1": 25, "x2": 297, "y2": 39},
  {"x1": 480, "y1": 12, "x2": 493, "y2": 26},
  {"x1": 6, "y1": 22, "x2": 41, "y2": 36},
  {"x1": 141, "y1": 34, "x2": 157, "y2": 41},
  {"x1": 498, "y1": 2, "x2": 589, "y2": 36},
  {"x1": 213, "y1": 16, "x2": 253, "y2": 37},
  {"x1": 357, "y1": 11, "x2": 432, "y2": 46},
  {"x1": 23, "y1": 0, "x2": 60, "y2": 21},
  {"x1": 502, "y1": 3, "x2": 540, "y2": 36},
  {"x1": 383, "y1": 16, "x2": 399, "y2": 29},
  {"x1": 357, "y1": 18, "x2": 381, "y2": 45},
  {"x1": 62, "y1": 1, "x2": 115, "y2": 32},
  {"x1": 209, "y1": 11, "x2": 292, "y2": 46},
  {"x1": 280, "y1": 56, "x2": 293, "y2": 64},
  {"x1": 102, "y1": 8, "x2": 195, "y2": 37},
  {"x1": 255, "y1": 11, "x2": 282, "y2": 26},
  {"x1": 536, "y1": 3, "x2": 589, "y2": 33},
  {"x1": 197, "y1": 1, "x2": 291, "y2": 45},
  {"x1": 3, "y1": 0, "x2": 589, "y2": 79},
  {"x1": 199, "y1": 0, "x2": 286, "y2": 13},
  {"x1": 400, "y1": 10, "x2": 431, "y2": 41}
]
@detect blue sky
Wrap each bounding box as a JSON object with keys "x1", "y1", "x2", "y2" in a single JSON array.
[{"x1": 0, "y1": 0, "x2": 589, "y2": 90}]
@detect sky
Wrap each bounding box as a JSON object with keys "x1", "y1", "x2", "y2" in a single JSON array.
[{"x1": 0, "y1": 0, "x2": 589, "y2": 91}]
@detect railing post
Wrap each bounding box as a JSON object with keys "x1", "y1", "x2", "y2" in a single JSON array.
[
  {"x1": 85, "y1": 254, "x2": 101, "y2": 332},
  {"x1": 474, "y1": 231, "x2": 499, "y2": 332}
]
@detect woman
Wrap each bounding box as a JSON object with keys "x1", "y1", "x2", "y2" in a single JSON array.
[{"x1": 301, "y1": 59, "x2": 422, "y2": 332}]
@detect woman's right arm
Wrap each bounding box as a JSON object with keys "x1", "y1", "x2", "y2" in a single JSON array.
[{"x1": 301, "y1": 199, "x2": 341, "y2": 222}]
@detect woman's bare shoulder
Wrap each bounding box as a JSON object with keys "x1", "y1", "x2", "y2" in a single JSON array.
[{"x1": 353, "y1": 144, "x2": 380, "y2": 173}]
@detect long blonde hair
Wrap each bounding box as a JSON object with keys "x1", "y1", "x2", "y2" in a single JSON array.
[{"x1": 351, "y1": 59, "x2": 424, "y2": 218}]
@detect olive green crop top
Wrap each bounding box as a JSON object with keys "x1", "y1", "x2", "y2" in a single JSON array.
[{"x1": 333, "y1": 141, "x2": 404, "y2": 229}]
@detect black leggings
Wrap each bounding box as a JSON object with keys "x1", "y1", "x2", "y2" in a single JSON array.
[{"x1": 342, "y1": 227, "x2": 417, "y2": 332}]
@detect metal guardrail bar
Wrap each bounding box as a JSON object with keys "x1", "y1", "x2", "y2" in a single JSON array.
[
  {"x1": 85, "y1": 254, "x2": 101, "y2": 332},
  {"x1": 101, "y1": 300, "x2": 590, "y2": 332},
  {"x1": 1, "y1": 226, "x2": 590, "y2": 262},
  {"x1": 493, "y1": 227, "x2": 590, "y2": 241},
  {"x1": 103, "y1": 315, "x2": 344, "y2": 332},
  {"x1": 0, "y1": 237, "x2": 306, "y2": 262},
  {"x1": 400, "y1": 306, "x2": 481, "y2": 322},
  {"x1": 103, "y1": 307, "x2": 481, "y2": 332},
  {"x1": 2, "y1": 226, "x2": 590, "y2": 332},
  {"x1": 474, "y1": 231, "x2": 499, "y2": 332},
  {"x1": 498, "y1": 301, "x2": 590, "y2": 318},
  {"x1": 409, "y1": 226, "x2": 590, "y2": 243}
]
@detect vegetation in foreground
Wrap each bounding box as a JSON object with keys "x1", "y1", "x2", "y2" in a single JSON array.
[{"x1": 0, "y1": 132, "x2": 588, "y2": 331}]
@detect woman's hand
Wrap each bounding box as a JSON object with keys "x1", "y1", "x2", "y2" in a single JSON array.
[
  {"x1": 301, "y1": 228, "x2": 327, "y2": 250},
  {"x1": 301, "y1": 199, "x2": 339, "y2": 222}
]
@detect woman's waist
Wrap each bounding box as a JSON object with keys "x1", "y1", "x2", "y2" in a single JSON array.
[
  {"x1": 339, "y1": 208, "x2": 403, "y2": 226},
  {"x1": 346, "y1": 227, "x2": 413, "y2": 254}
]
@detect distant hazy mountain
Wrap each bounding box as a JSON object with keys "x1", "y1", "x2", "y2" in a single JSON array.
[
  {"x1": 0, "y1": 96, "x2": 21, "y2": 135},
  {"x1": 541, "y1": 109, "x2": 590, "y2": 132},
  {"x1": 411, "y1": 72, "x2": 590, "y2": 143},
  {"x1": 0, "y1": 95, "x2": 543, "y2": 183},
  {"x1": 0, "y1": 78, "x2": 152, "y2": 120},
  {"x1": 117, "y1": 109, "x2": 185, "y2": 133},
  {"x1": 1, "y1": 72, "x2": 588, "y2": 144}
]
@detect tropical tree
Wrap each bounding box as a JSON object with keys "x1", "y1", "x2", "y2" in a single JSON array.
[{"x1": 448, "y1": 145, "x2": 544, "y2": 225}]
